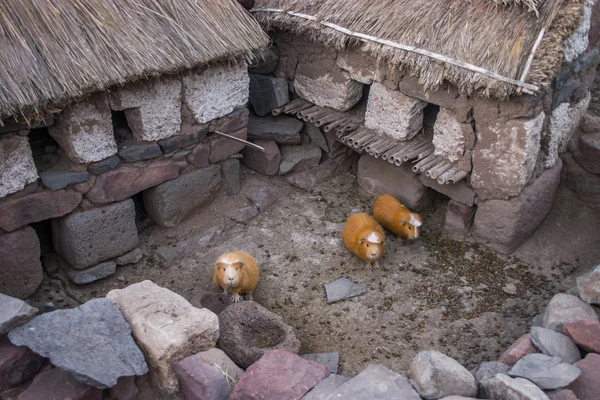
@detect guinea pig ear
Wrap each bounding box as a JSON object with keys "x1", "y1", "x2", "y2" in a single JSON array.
[
  {"x1": 400, "y1": 219, "x2": 407, "y2": 225},
  {"x1": 239, "y1": 262, "x2": 244, "y2": 268},
  {"x1": 359, "y1": 237, "x2": 365, "y2": 244}
]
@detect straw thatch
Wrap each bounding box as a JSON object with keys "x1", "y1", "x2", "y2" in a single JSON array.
[
  {"x1": 253, "y1": 0, "x2": 586, "y2": 99},
  {"x1": 0, "y1": 0, "x2": 269, "y2": 121}
]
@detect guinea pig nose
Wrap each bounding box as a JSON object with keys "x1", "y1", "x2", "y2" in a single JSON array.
[{"x1": 228, "y1": 277, "x2": 235, "y2": 282}]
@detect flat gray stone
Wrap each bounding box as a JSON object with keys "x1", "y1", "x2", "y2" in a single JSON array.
[
  {"x1": 67, "y1": 261, "x2": 117, "y2": 285},
  {"x1": 542, "y1": 293, "x2": 599, "y2": 331},
  {"x1": 508, "y1": 354, "x2": 581, "y2": 390},
  {"x1": 249, "y1": 47, "x2": 279, "y2": 75},
  {"x1": 118, "y1": 140, "x2": 162, "y2": 163},
  {"x1": 279, "y1": 143, "x2": 322, "y2": 175},
  {"x1": 247, "y1": 114, "x2": 303, "y2": 144},
  {"x1": 301, "y1": 352, "x2": 339, "y2": 374},
  {"x1": 577, "y1": 264, "x2": 600, "y2": 305},
  {"x1": 327, "y1": 364, "x2": 420, "y2": 400},
  {"x1": 473, "y1": 361, "x2": 510, "y2": 398},
  {"x1": 158, "y1": 128, "x2": 208, "y2": 154},
  {"x1": 249, "y1": 74, "x2": 289, "y2": 116},
  {"x1": 8, "y1": 298, "x2": 148, "y2": 389},
  {"x1": 221, "y1": 159, "x2": 241, "y2": 196},
  {"x1": 115, "y1": 248, "x2": 143, "y2": 266},
  {"x1": 39, "y1": 169, "x2": 89, "y2": 191},
  {"x1": 483, "y1": 373, "x2": 550, "y2": 400},
  {"x1": 324, "y1": 278, "x2": 367, "y2": 304},
  {"x1": 0, "y1": 293, "x2": 38, "y2": 335},
  {"x1": 302, "y1": 374, "x2": 350, "y2": 400},
  {"x1": 226, "y1": 205, "x2": 259, "y2": 224},
  {"x1": 88, "y1": 156, "x2": 120, "y2": 175},
  {"x1": 530, "y1": 327, "x2": 581, "y2": 364},
  {"x1": 304, "y1": 123, "x2": 329, "y2": 153},
  {"x1": 156, "y1": 223, "x2": 227, "y2": 264},
  {"x1": 243, "y1": 184, "x2": 279, "y2": 211}
]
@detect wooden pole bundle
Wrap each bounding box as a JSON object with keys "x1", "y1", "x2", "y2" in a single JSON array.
[
  {"x1": 315, "y1": 113, "x2": 340, "y2": 127},
  {"x1": 437, "y1": 167, "x2": 459, "y2": 184},
  {"x1": 430, "y1": 163, "x2": 453, "y2": 179},
  {"x1": 296, "y1": 105, "x2": 320, "y2": 119},
  {"x1": 412, "y1": 154, "x2": 436, "y2": 172},
  {"x1": 447, "y1": 170, "x2": 469, "y2": 184},
  {"x1": 373, "y1": 141, "x2": 396, "y2": 158},
  {"x1": 381, "y1": 144, "x2": 405, "y2": 161},
  {"x1": 354, "y1": 133, "x2": 376, "y2": 148},
  {"x1": 402, "y1": 142, "x2": 433, "y2": 162},
  {"x1": 418, "y1": 156, "x2": 442, "y2": 173}
]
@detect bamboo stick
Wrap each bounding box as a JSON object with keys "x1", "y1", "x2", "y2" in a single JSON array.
[
  {"x1": 354, "y1": 133, "x2": 376, "y2": 148},
  {"x1": 308, "y1": 110, "x2": 329, "y2": 122},
  {"x1": 381, "y1": 144, "x2": 405, "y2": 161},
  {"x1": 280, "y1": 99, "x2": 309, "y2": 113},
  {"x1": 412, "y1": 154, "x2": 436, "y2": 172},
  {"x1": 430, "y1": 163, "x2": 453, "y2": 179},
  {"x1": 425, "y1": 161, "x2": 449, "y2": 178},
  {"x1": 419, "y1": 157, "x2": 442, "y2": 173},
  {"x1": 315, "y1": 113, "x2": 340, "y2": 127},
  {"x1": 373, "y1": 141, "x2": 396, "y2": 158},
  {"x1": 297, "y1": 106, "x2": 320, "y2": 118},
  {"x1": 213, "y1": 131, "x2": 265, "y2": 151},
  {"x1": 447, "y1": 170, "x2": 469, "y2": 184},
  {"x1": 417, "y1": 146, "x2": 435, "y2": 160},
  {"x1": 437, "y1": 167, "x2": 459, "y2": 184},
  {"x1": 324, "y1": 119, "x2": 349, "y2": 132},
  {"x1": 402, "y1": 142, "x2": 432, "y2": 162},
  {"x1": 343, "y1": 130, "x2": 366, "y2": 146}
]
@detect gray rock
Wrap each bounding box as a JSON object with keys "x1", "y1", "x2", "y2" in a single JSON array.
[
  {"x1": 533, "y1": 314, "x2": 544, "y2": 328},
  {"x1": 542, "y1": 293, "x2": 599, "y2": 332},
  {"x1": 244, "y1": 184, "x2": 279, "y2": 211},
  {"x1": 39, "y1": 170, "x2": 89, "y2": 191},
  {"x1": 288, "y1": 151, "x2": 357, "y2": 190},
  {"x1": 218, "y1": 301, "x2": 300, "y2": 369},
  {"x1": 249, "y1": 47, "x2": 279, "y2": 75},
  {"x1": 484, "y1": 373, "x2": 549, "y2": 400},
  {"x1": 545, "y1": 389, "x2": 579, "y2": 400},
  {"x1": 327, "y1": 364, "x2": 421, "y2": 400},
  {"x1": 304, "y1": 123, "x2": 329, "y2": 153},
  {"x1": 108, "y1": 376, "x2": 137, "y2": 400},
  {"x1": 174, "y1": 354, "x2": 232, "y2": 400},
  {"x1": 8, "y1": 298, "x2": 148, "y2": 389},
  {"x1": 577, "y1": 264, "x2": 600, "y2": 305},
  {"x1": 158, "y1": 128, "x2": 208, "y2": 154},
  {"x1": 473, "y1": 361, "x2": 510, "y2": 398},
  {"x1": 420, "y1": 175, "x2": 476, "y2": 207},
  {"x1": 221, "y1": 159, "x2": 241, "y2": 196},
  {"x1": 171, "y1": 149, "x2": 191, "y2": 159},
  {"x1": 301, "y1": 352, "x2": 339, "y2": 374},
  {"x1": 157, "y1": 223, "x2": 227, "y2": 264},
  {"x1": 88, "y1": 156, "x2": 120, "y2": 175},
  {"x1": 67, "y1": 261, "x2": 117, "y2": 285},
  {"x1": 574, "y1": 133, "x2": 600, "y2": 174},
  {"x1": 530, "y1": 327, "x2": 581, "y2": 364},
  {"x1": 410, "y1": 350, "x2": 478, "y2": 399},
  {"x1": 508, "y1": 354, "x2": 581, "y2": 390},
  {"x1": 0, "y1": 293, "x2": 38, "y2": 335},
  {"x1": 242, "y1": 139, "x2": 281, "y2": 176},
  {"x1": 115, "y1": 248, "x2": 143, "y2": 266},
  {"x1": 249, "y1": 74, "x2": 289, "y2": 117},
  {"x1": 226, "y1": 205, "x2": 259, "y2": 224},
  {"x1": 52, "y1": 199, "x2": 138, "y2": 270},
  {"x1": 279, "y1": 143, "x2": 322, "y2": 175},
  {"x1": 118, "y1": 140, "x2": 162, "y2": 163},
  {"x1": 324, "y1": 278, "x2": 366, "y2": 304},
  {"x1": 143, "y1": 165, "x2": 221, "y2": 228},
  {"x1": 302, "y1": 374, "x2": 350, "y2": 400},
  {"x1": 191, "y1": 348, "x2": 244, "y2": 384},
  {"x1": 247, "y1": 114, "x2": 303, "y2": 144}
]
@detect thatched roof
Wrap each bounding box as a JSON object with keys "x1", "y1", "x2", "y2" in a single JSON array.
[
  {"x1": 0, "y1": 0, "x2": 269, "y2": 121},
  {"x1": 252, "y1": 0, "x2": 586, "y2": 99}
]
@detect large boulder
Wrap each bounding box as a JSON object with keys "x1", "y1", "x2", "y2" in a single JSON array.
[
  {"x1": 8, "y1": 298, "x2": 148, "y2": 389},
  {"x1": 0, "y1": 226, "x2": 43, "y2": 299},
  {"x1": 106, "y1": 281, "x2": 219, "y2": 392},
  {"x1": 174, "y1": 354, "x2": 234, "y2": 400}
]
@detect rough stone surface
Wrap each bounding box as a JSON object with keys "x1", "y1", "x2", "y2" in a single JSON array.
[
  {"x1": 188, "y1": 144, "x2": 211, "y2": 168},
  {"x1": 328, "y1": 364, "x2": 421, "y2": 400},
  {"x1": 209, "y1": 128, "x2": 247, "y2": 163},
  {"x1": 115, "y1": 248, "x2": 143, "y2": 266},
  {"x1": 158, "y1": 128, "x2": 209, "y2": 154},
  {"x1": 0, "y1": 226, "x2": 43, "y2": 299},
  {"x1": 287, "y1": 151, "x2": 357, "y2": 190},
  {"x1": 498, "y1": 334, "x2": 538, "y2": 366},
  {"x1": 563, "y1": 0, "x2": 594, "y2": 62},
  {"x1": 221, "y1": 159, "x2": 241, "y2": 196},
  {"x1": 0, "y1": 336, "x2": 45, "y2": 388},
  {"x1": 575, "y1": 132, "x2": 600, "y2": 174},
  {"x1": 67, "y1": 261, "x2": 117, "y2": 285},
  {"x1": 508, "y1": 354, "x2": 581, "y2": 390},
  {"x1": 530, "y1": 327, "x2": 581, "y2": 364},
  {"x1": 0, "y1": 189, "x2": 82, "y2": 232},
  {"x1": 191, "y1": 348, "x2": 244, "y2": 383},
  {"x1": 19, "y1": 368, "x2": 102, "y2": 400},
  {"x1": 108, "y1": 376, "x2": 137, "y2": 400},
  {"x1": 365, "y1": 83, "x2": 427, "y2": 141},
  {"x1": 473, "y1": 361, "x2": 510, "y2": 399},
  {"x1": 323, "y1": 129, "x2": 347, "y2": 158},
  {"x1": 0, "y1": 293, "x2": 37, "y2": 334},
  {"x1": 249, "y1": 47, "x2": 279, "y2": 75},
  {"x1": 562, "y1": 319, "x2": 600, "y2": 353},
  {"x1": 302, "y1": 374, "x2": 350, "y2": 400},
  {"x1": 567, "y1": 353, "x2": 600, "y2": 400},
  {"x1": 247, "y1": 114, "x2": 303, "y2": 144},
  {"x1": 110, "y1": 77, "x2": 181, "y2": 141},
  {"x1": 336, "y1": 51, "x2": 382, "y2": 84},
  {"x1": 156, "y1": 223, "x2": 228, "y2": 264},
  {"x1": 545, "y1": 94, "x2": 591, "y2": 168},
  {"x1": 483, "y1": 373, "x2": 550, "y2": 400},
  {"x1": 542, "y1": 293, "x2": 599, "y2": 332},
  {"x1": 49, "y1": 94, "x2": 117, "y2": 164},
  {"x1": 244, "y1": 184, "x2": 279, "y2": 211},
  {"x1": 106, "y1": 280, "x2": 219, "y2": 392},
  {"x1": 409, "y1": 350, "x2": 478, "y2": 399},
  {"x1": 174, "y1": 354, "x2": 232, "y2": 400},
  {"x1": 399, "y1": 77, "x2": 470, "y2": 114},
  {"x1": 229, "y1": 350, "x2": 330, "y2": 400},
  {"x1": 86, "y1": 160, "x2": 179, "y2": 204},
  {"x1": 304, "y1": 123, "x2": 329, "y2": 152},
  {"x1": 357, "y1": 154, "x2": 432, "y2": 211},
  {"x1": 420, "y1": 175, "x2": 476, "y2": 207},
  {"x1": 249, "y1": 74, "x2": 289, "y2": 116},
  {"x1": 39, "y1": 170, "x2": 89, "y2": 191},
  {"x1": 8, "y1": 298, "x2": 148, "y2": 389},
  {"x1": 117, "y1": 141, "x2": 162, "y2": 163},
  {"x1": 88, "y1": 156, "x2": 120, "y2": 175},
  {"x1": 433, "y1": 108, "x2": 471, "y2": 162},
  {"x1": 577, "y1": 264, "x2": 600, "y2": 304},
  {"x1": 0, "y1": 135, "x2": 38, "y2": 198},
  {"x1": 324, "y1": 277, "x2": 367, "y2": 304},
  {"x1": 472, "y1": 159, "x2": 562, "y2": 254},
  {"x1": 546, "y1": 389, "x2": 579, "y2": 400},
  {"x1": 471, "y1": 112, "x2": 545, "y2": 200},
  {"x1": 444, "y1": 200, "x2": 476, "y2": 241},
  {"x1": 183, "y1": 64, "x2": 249, "y2": 124},
  {"x1": 279, "y1": 143, "x2": 322, "y2": 175},
  {"x1": 242, "y1": 140, "x2": 281, "y2": 176},
  {"x1": 143, "y1": 165, "x2": 221, "y2": 228},
  {"x1": 52, "y1": 199, "x2": 138, "y2": 270},
  {"x1": 218, "y1": 301, "x2": 301, "y2": 369},
  {"x1": 226, "y1": 205, "x2": 259, "y2": 224},
  {"x1": 301, "y1": 353, "x2": 339, "y2": 374}
]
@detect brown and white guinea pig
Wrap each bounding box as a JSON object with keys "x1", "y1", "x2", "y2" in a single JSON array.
[
  {"x1": 342, "y1": 212, "x2": 386, "y2": 270},
  {"x1": 212, "y1": 251, "x2": 259, "y2": 303},
  {"x1": 373, "y1": 194, "x2": 422, "y2": 239}
]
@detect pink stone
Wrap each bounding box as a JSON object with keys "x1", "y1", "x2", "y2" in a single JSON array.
[
  {"x1": 209, "y1": 128, "x2": 247, "y2": 163},
  {"x1": 229, "y1": 350, "x2": 330, "y2": 400},
  {"x1": 187, "y1": 144, "x2": 211, "y2": 168},
  {"x1": 562, "y1": 320, "x2": 600, "y2": 353},
  {"x1": 18, "y1": 368, "x2": 102, "y2": 400},
  {"x1": 547, "y1": 388, "x2": 579, "y2": 400},
  {"x1": 567, "y1": 353, "x2": 600, "y2": 400},
  {"x1": 242, "y1": 140, "x2": 281, "y2": 176},
  {"x1": 0, "y1": 336, "x2": 45, "y2": 388},
  {"x1": 0, "y1": 227, "x2": 43, "y2": 299},
  {"x1": 497, "y1": 334, "x2": 538, "y2": 366}
]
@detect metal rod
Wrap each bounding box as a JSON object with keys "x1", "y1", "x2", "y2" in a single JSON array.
[
  {"x1": 447, "y1": 170, "x2": 469, "y2": 184},
  {"x1": 213, "y1": 131, "x2": 265, "y2": 152}
]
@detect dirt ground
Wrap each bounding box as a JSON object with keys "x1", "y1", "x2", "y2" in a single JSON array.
[{"x1": 27, "y1": 158, "x2": 600, "y2": 393}]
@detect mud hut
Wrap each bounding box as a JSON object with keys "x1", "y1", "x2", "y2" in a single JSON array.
[
  {"x1": 246, "y1": 0, "x2": 600, "y2": 253},
  {"x1": 0, "y1": 0, "x2": 269, "y2": 298}
]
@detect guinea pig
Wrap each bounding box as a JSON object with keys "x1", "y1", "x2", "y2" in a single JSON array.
[
  {"x1": 373, "y1": 194, "x2": 422, "y2": 239},
  {"x1": 342, "y1": 212, "x2": 386, "y2": 270},
  {"x1": 212, "y1": 251, "x2": 259, "y2": 302}
]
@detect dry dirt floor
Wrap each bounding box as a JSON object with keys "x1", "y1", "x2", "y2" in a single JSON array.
[{"x1": 24, "y1": 159, "x2": 599, "y2": 398}]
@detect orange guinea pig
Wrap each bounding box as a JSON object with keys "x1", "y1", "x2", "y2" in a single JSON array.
[
  {"x1": 373, "y1": 194, "x2": 422, "y2": 239},
  {"x1": 342, "y1": 212, "x2": 386, "y2": 270},
  {"x1": 212, "y1": 251, "x2": 259, "y2": 303}
]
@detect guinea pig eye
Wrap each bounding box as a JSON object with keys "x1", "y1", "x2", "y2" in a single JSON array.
[
  {"x1": 409, "y1": 226, "x2": 412, "y2": 230},
  {"x1": 366, "y1": 243, "x2": 369, "y2": 247}
]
